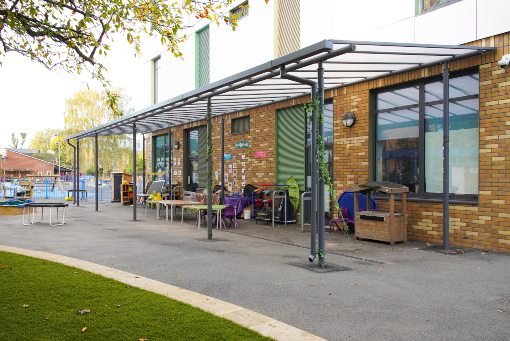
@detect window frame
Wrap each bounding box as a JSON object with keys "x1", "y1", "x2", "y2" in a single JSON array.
[
  {"x1": 229, "y1": 1, "x2": 249, "y2": 23},
  {"x1": 231, "y1": 116, "x2": 250, "y2": 135},
  {"x1": 371, "y1": 68, "x2": 480, "y2": 203},
  {"x1": 416, "y1": 0, "x2": 463, "y2": 15}
]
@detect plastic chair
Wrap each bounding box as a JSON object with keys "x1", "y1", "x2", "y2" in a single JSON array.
[{"x1": 337, "y1": 191, "x2": 377, "y2": 233}]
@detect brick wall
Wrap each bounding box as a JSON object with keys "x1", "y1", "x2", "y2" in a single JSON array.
[{"x1": 147, "y1": 32, "x2": 510, "y2": 252}]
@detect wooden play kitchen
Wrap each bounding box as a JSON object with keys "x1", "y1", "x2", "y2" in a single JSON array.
[{"x1": 351, "y1": 181, "x2": 408, "y2": 245}]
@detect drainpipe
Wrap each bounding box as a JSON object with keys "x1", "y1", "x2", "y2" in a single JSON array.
[{"x1": 280, "y1": 66, "x2": 319, "y2": 263}]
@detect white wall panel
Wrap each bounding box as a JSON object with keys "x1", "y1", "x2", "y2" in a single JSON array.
[
  {"x1": 477, "y1": 0, "x2": 510, "y2": 40},
  {"x1": 365, "y1": 17, "x2": 415, "y2": 43},
  {"x1": 415, "y1": 0, "x2": 477, "y2": 45}
]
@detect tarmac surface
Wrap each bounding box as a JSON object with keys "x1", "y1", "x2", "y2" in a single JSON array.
[{"x1": 1, "y1": 201, "x2": 509, "y2": 340}]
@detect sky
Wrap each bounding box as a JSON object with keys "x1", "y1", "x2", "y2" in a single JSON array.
[{"x1": 0, "y1": 40, "x2": 147, "y2": 151}]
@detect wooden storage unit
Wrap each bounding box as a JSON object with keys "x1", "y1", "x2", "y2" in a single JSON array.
[
  {"x1": 121, "y1": 183, "x2": 134, "y2": 205},
  {"x1": 352, "y1": 181, "x2": 408, "y2": 245},
  {"x1": 112, "y1": 172, "x2": 132, "y2": 202}
]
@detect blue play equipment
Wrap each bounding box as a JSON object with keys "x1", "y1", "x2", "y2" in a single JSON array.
[{"x1": 337, "y1": 191, "x2": 377, "y2": 232}]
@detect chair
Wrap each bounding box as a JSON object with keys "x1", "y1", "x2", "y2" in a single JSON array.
[
  {"x1": 329, "y1": 207, "x2": 351, "y2": 232},
  {"x1": 336, "y1": 191, "x2": 377, "y2": 233},
  {"x1": 220, "y1": 206, "x2": 237, "y2": 229},
  {"x1": 138, "y1": 180, "x2": 164, "y2": 205}
]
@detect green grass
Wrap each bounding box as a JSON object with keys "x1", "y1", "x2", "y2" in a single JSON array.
[{"x1": 0, "y1": 251, "x2": 272, "y2": 340}]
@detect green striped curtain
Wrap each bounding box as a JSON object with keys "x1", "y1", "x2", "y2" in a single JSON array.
[{"x1": 277, "y1": 106, "x2": 306, "y2": 191}]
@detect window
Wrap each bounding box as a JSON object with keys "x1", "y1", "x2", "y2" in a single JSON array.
[
  {"x1": 374, "y1": 70, "x2": 479, "y2": 198},
  {"x1": 46, "y1": 171, "x2": 52, "y2": 176},
  {"x1": 38, "y1": 172, "x2": 43, "y2": 176},
  {"x1": 152, "y1": 134, "x2": 169, "y2": 181},
  {"x1": 229, "y1": 1, "x2": 249, "y2": 23},
  {"x1": 153, "y1": 56, "x2": 161, "y2": 104},
  {"x1": 231, "y1": 116, "x2": 250, "y2": 134},
  {"x1": 417, "y1": 0, "x2": 462, "y2": 14}
]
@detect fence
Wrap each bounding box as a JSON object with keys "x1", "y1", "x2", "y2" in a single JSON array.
[{"x1": 0, "y1": 177, "x2": 113, "y2": 202}]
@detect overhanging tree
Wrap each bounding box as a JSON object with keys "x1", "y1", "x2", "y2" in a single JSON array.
[{"x1": 0, "y1": 0, "x2": 257, "y2": 109}]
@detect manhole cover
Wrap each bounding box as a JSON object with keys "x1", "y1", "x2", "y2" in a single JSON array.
[{"x1": 287, "y1": 262, "x2": 352, "y2": 273}]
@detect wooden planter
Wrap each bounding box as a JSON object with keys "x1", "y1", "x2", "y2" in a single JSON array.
[{"x1": 0, "y1": 206, "x2": 31, "y2": 216}]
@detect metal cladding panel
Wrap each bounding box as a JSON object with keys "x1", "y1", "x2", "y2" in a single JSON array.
[
  {"x1": 277, "y1": 0, "x2": 300, "y2": 57},
  {"x1": 277, "y1": 105, "x2": 306, "y2": 191},
  {"x1": 198, "y1": 26, "x2": 210, "y2": 87}
]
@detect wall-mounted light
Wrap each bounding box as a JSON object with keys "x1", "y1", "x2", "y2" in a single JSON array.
[
  {"x1": 173, "y1": 140, "x2": 180, "y2": 150},
  {"x1": 342, "y1": 112, "x2": 356, "y2": 128}
]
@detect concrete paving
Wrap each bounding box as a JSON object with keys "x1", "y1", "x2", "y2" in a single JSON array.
[{"x1": 1, "y1": 201, "x2": 509, "y2": 340}]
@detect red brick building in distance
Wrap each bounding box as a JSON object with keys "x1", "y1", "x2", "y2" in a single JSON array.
[{"x1": 0, "y1": 149, "x2": 72, "y2": 179}]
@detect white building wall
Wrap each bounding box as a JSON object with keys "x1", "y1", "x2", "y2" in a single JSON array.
[{"x1": 145, "y1": 0, "x2": 510, "y2": 105}]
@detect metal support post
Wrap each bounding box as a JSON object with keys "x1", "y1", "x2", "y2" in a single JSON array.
[
  {"x1": 170, "y1": 128, "x2": 172, "y2": 186},
  {"x1": 132, "y1": 124, "x2": 137, "y2": 221},
  {"x1": 310, "y1": 83, "x2": 318, "y2": 262},
  {"x1": 442, "y1": 63, "x2": 450, "y2": 250},
  {"x1": 95, "y1": 134, "x2": 99, "y2": 211},
  {"x1": 318, "y1": 62, "x2": 326, "y2": 267},
  {"x1": 207, "y1": 98, "x2": 213, "y2": 239},
  {"x1": 77, "y1": 139, "x2": 80, "y2": 207},
  {"x1": 142, "y1": 134, "x2": 146, "y2": 195},
  {"x1": 220, "y1": 116, "x2": 225, "y2": 204}
]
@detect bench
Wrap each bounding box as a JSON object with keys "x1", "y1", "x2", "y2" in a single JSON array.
[{"x1": 23, "y1": 202, "x2": 69, "y2": 226}]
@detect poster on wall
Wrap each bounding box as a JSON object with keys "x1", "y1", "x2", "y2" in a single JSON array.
[
  {"x1": 254, "y1": 151, "x2": 267, "y2": 158},
  {"x1": 224, "y1": 154, "x2": 233, "y2": 160},
  {"x1": 235, "y1": 141, "x2": 250, "y2": 149}
]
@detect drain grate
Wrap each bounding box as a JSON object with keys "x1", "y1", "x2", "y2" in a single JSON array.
[
  {"x1": 497, "y1": 296, "x2": 510, "y2": 306},
  {"x1": 287, "y1": 262, "x2": 352, "y2": 273},
  {"x1": 422, "y1": 245, "x2": 473, "y2": 255}
]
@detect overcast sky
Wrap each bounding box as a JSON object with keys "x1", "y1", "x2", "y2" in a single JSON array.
[{"x1": 0, "y1": 40, "x2": 147, "y2": 150}]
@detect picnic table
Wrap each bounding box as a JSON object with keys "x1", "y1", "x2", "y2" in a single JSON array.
[{"x1": 146, "y1": 200, "x2": 202, "y2": 221}]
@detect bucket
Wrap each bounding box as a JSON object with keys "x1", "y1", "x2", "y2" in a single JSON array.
[{"x1": 243, "y1": 207, "x2": 251, "y2": 220}]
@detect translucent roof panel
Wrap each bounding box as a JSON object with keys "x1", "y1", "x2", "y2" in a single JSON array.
[{"x1": 67, "y1": 40, "x2": 494, "y2": 140}]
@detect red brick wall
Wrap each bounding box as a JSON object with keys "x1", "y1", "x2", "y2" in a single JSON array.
[{"x1": 2, "y1": 150, "x2": 54, "y2": 178}]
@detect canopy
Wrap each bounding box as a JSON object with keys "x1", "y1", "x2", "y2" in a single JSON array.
[{"x1": 66, "y1": 39, "x2": 495, "y2": 140}]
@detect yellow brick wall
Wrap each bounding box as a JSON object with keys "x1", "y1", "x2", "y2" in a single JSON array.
[{"x1": 147, "y1": 32, "x2": 510, "y2": 252}]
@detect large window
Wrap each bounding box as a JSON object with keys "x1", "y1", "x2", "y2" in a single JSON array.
[{"x1": 375, "y1": 71, "x2": 479, "y2": 198}]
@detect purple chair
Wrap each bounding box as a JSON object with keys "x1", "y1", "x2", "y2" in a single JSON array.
[{"x1": 220, "y1": 206, "x2": 238, "y2": 229}]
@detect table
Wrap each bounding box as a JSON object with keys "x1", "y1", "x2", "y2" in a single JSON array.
[
  {"x1": 22, "y1": 202, "x2": 69, "y2": 226},
  {"x1": 67, "y1": 189, "x2": 87, "y2": 201},
  {"x1": 155, "y1": 200, "x2": 202, "y2": 221},
  {"x1": 224, "y1": 196, "x2": 251, "y2": 216},
  {"x1": 181, "y1": 204, "x2": 227, "y2": 230}
]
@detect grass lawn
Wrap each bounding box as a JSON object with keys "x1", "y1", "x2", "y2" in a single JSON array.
[{"x1": 0, "y1": 251, "x2": 272, "y2": 340}]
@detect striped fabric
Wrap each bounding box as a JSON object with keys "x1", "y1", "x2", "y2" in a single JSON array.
[{"x1": 277, "y1": 106, "x2": 306, "y2": 191}]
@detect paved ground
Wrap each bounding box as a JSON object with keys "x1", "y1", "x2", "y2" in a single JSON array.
[{"x1": 1, "y1": 201, "x2": 509, "y2": 340}]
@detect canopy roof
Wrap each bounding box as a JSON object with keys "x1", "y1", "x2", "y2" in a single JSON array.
[{"x1": 67, "y1": 39, "x2": 495, "y2": 140}]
